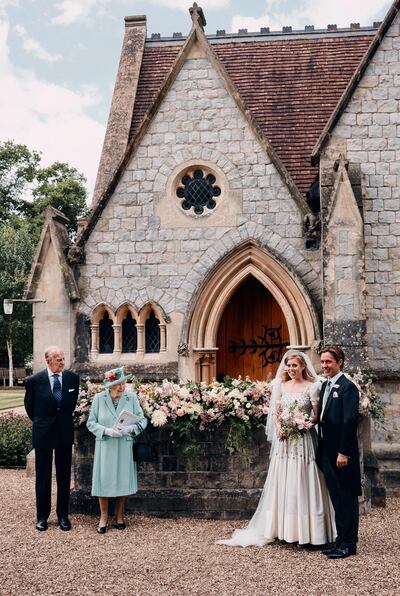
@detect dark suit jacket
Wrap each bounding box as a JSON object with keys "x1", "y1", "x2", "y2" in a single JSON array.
[
  {"x1": 317, "y1": 373, "x2": 361, "y2": 496},
  {"x1": 24, "y1": 369, "x2": 80, "y2": 449}
]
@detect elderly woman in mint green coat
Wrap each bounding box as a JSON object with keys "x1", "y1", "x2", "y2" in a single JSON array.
[{"x1": 87, "y1": 367, "x2": 147, "y2": 533}]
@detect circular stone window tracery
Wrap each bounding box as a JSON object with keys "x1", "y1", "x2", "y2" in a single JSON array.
[{"x1": 176, "y1": 168, "x2": 221, "y2": 215}]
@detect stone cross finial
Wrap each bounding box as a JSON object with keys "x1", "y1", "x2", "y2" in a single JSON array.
[{"x1": 189, "y1": 2, "x2": 206, "y2": 30}]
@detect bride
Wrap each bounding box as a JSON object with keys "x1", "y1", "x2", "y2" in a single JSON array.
[{"x1": 217, "y1": 350, "x2": 335, "y2": 547}]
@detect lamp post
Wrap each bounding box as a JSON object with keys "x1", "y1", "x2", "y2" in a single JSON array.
[{"x1": 2, "y1": 298, "x2": 46, "y2": 387}]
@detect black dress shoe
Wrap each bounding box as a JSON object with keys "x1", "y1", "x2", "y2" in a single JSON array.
[
  {"x1": 36, "y1": 519, "x2": 48, "y2": 531},
  {"x1": 321, "y1": 542, "x2": 340, "y2": 556},
  {"x1": 328, "y1": 546, "x2": 357, "y2": 559},
  {"x1": 96, "y1": 526, "x2": 107, "y2": 534},
  {"x1": 58, "y1": 518, "x2": 72, "y2": 531},
  {"x1": 113, "y1": 522, "x2": 126, "y2": 530}
]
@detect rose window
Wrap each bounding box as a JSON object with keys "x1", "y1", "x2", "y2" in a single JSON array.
[{"x1": 176, "y1": 169, "x2": 221, "y2": 215}]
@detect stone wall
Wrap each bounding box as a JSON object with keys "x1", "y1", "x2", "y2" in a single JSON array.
[
  {"x1": 78, "y1": 46, "x2": 321, "y2": 377},
  {"x1": 323, "y1": 13, "x2": 400, "y2": 455},
  {"x1": 71, "y1": 425, "x2": 269, "y2": 519},
  {"x1": 327, "y1": 12, "x2": 400, "y2": 372}
]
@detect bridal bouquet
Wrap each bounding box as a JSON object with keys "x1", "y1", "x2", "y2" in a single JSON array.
[{"x1": 278, "y1": 400, "x2": 314, "y2": 441}]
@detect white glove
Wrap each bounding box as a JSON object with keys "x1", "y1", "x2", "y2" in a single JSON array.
[
  {"x1": 104, "y1": 427, "x2": 123, "y2": 438},
  {"x1": 116, "y1": 424, "x2": 135, "y2": 436}
]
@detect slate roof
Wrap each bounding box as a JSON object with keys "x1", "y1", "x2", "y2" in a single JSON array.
[{"x1": 129, "y1": 31, "x2": 376, "y2": 198}]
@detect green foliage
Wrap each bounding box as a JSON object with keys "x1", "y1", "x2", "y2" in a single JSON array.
[
  {"x1": 0, "y1": 219, "x2": 36, "y2": 367},
  {"x1": 170, "y1": 417, "x2": 200, "y2": 462},
  {"x1": 0, "y1": 140, "x2": 88, "y2": 236},
  {"x1": 28, "y1": 161, "x2": 88, "y2": 236},
  {"x1": 0, "y1": 140, "x2": 89, "y2": 367},
  {"x1": 0, "y1": 413, "x2": 32, "y2": 466},
  {"x1": 224, "y1": 417, "x2": 253, "y2": 455},
  {"x1": 0, "y1": 140, "x2": 40, "y2": 222}
]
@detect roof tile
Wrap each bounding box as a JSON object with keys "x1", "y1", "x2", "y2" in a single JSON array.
[{"x1": 129, "y1": 34, "x2": 374, "y2": 198}]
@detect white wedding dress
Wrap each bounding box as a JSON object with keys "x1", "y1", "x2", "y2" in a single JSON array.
[{"x1": 217, "y1": 382, "x2": 335, "y2": 547}]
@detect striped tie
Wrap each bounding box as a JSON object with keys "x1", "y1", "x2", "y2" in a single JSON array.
[{"x1": 53, "y1": 374, "x2": 62, "y2": 402}]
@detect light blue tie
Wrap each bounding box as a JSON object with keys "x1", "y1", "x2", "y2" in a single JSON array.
[
  {"x1": 321, "y1": 380, "x2": 332, "y2": 418},
  {"x1": 53, "y1": 374, "x2": 62, "y2": 402}
]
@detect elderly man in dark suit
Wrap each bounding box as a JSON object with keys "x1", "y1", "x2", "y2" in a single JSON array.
[
  {"x1": 24, "y1": 346, "x2": 80, "y2": 531},
  {"x1": 317, "y1": 345, "x2": 361, "y2": 559}
]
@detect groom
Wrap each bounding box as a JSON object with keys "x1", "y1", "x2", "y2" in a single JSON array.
[{"x1": 317, "y1": 345, "x2": 361, "y2": 559}]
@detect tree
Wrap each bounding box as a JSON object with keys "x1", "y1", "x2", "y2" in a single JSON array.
[
  {"x1": 0, "y1": 140, "x2": 89, "y2": 376},
  {"x1": 27, "y1": 161, "x2": 88, "y2": 237},
  {"x1": 0, "y1": 219, "x2": 36, "y2": 380},
  {"x1": 0, "y1": 140, "x2": 88, "y2": 237},
  {"x1": 0, "y1": 140, "x2": 41, "y2": 223}
]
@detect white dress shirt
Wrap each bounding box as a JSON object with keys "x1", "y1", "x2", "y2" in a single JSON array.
[
  {"x1": 47, "y1": 368, "x2": 63, "y2": 391},
  {"x1": 321, "y1": 371, "x2": 343, "y2": 418}
]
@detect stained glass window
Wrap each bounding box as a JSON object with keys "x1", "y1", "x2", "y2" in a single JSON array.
[
  {"x1": 145, "y1": 311, "x2": 160, "y2": 353},
  {"x1": 122, "y1": 312, "x2": 137, "y2": 353},
  {"x1": 176, "y1": 169, "x2": 221, "y2": 215},
  {"x1": 99, "y1": 312, "x2": 114, "y2": 353}
]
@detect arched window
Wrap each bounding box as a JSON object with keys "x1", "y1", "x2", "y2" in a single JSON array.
[
  {"x1": 145, "y1": 310, "x2": 160, "y2": 353},
  {"x1": 99, "y1": 311, "x2": 114, "y2": 353},
  {"x1": 122, "y1": 311, "x2": 137, "y2": 353}
]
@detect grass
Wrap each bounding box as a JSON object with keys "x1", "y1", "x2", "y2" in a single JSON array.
[{"x1": 0, "y1": 390, "x2": 25, "y2": 411}]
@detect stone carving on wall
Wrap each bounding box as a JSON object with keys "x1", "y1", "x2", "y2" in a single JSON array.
[{"x1": 177, "y1": 342, "x2": 189, "y2": 356}]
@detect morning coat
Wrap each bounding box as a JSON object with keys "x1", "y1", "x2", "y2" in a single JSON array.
[
  {"x1": 24, "y1": 369, "x2": 80, "y2": 449},
  {"x1": 316, "y1": 374, "x2": 362, "y2": 496}
]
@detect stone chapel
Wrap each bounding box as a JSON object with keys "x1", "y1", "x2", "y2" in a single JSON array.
[{"x1": 26, "y1": 2, "x2": 400, "y2": 491}]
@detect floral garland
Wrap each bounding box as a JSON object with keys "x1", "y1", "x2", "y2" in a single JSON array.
[
  {"x1": 75, "y1": 376, "x2": 272, "y2": 455},
  {"x1": 346, "y1": 369, "x2": 385, "y2": 426},
  {"x1": 74, "y1": 369, "x2": 384, "y2": 454}
]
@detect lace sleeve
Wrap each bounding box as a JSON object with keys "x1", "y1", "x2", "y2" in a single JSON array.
[
  {"x1": 309, "y1": 380, "x2": 322, "y2": 405},
  {"x1": 266, "y1": 378, "x2": 282, "y2": 442}
]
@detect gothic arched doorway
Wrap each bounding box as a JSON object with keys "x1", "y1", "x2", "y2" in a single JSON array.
[{"x1": 216, "y1": 276, "x2": 289, "y2": 380}]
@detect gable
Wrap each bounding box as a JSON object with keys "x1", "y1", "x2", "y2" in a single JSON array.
[
  {"x1": 313, "y1": 0, "x2": 400, "y2": 158},
  {"x1": 25, "y1": 207, "x2": 79, "y2": 301},
  {"x1": 130, "y1": 33, "x2": 375, "y2": 198}
]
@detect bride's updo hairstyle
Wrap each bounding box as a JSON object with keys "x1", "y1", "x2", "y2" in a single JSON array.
[{"x1": 280, "y1": 351, "x2": 316, "y2": 382}]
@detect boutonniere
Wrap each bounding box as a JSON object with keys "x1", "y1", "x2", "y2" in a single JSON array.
[{"x1": 332, "y1": 391, "x2": 339, "y2": 398}]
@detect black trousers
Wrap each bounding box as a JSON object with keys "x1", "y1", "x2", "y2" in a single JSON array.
[
  {"x1": 35, "y1": 444, "x2": 72, "y2": 521},
  {"x1": 321, "y1": 447, "x2": 359, "y2": 548}
]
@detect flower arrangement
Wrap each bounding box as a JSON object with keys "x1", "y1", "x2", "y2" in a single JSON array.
[
  {"x1": 345, "y1": 369, "x2": 385, "y2": 426},
  {"x1": 137, "y1": 376, "x2": 272, "y2": 455},
  {"x1": 74, "y1": 377, "x2": 102, "y2": 426},
  {"x1": 74, "y1": 375, "x2": 271, "y2": 455},
  {"x1": 137, "y1": 377, "x2": 270, "y2": 429},
  {"x1": 278, "y1": 401, "x2": 314, "y2": 441}
]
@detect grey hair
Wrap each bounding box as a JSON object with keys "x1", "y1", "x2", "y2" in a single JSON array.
[{"x1": 45, "y1": 346, "x2": 64, "y2": 362}]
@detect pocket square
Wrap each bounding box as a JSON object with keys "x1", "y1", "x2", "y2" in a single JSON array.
[
  {"x1": 333, "y1": 384, "x2": 340, "y2": 389},
  {"x1": 332, "y1": 391, "x2": 339, "y2": 398},
  {"x1": 68, "y1": 388, "x2": 75, "y2": 392}
]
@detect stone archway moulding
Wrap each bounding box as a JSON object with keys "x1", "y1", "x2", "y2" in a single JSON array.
[{"x1": 187, "y1": 243, "x2": 320, "y2": 381}]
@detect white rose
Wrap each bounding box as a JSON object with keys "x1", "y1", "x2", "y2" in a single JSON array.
[{"x1": 151, "y1": 410, "x2": 168, "y2": 427}]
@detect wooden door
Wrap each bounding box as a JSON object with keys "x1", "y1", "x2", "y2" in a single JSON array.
[{"x1": 216, "y1": 277, "x2": 290, "y2": 381}]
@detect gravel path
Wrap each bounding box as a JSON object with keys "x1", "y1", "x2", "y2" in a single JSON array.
[{"x1": 1, "y1": 469, "x2": 399, "y2": 596}]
